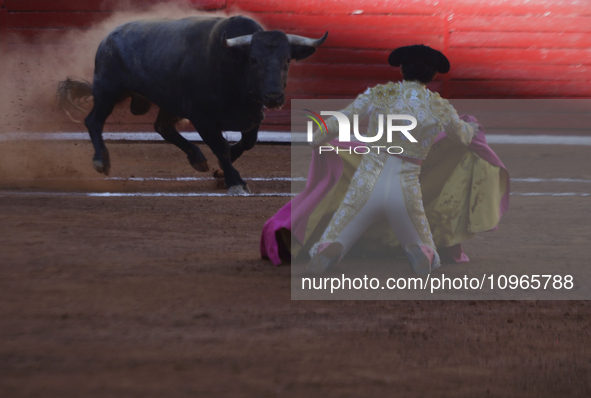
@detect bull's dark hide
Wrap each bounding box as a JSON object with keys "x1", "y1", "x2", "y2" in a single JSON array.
[{"x1": 59, "y1": 15, "x2": 327, "y2": 194}]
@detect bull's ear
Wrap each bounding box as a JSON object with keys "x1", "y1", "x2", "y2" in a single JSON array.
[{"x1": 291, "y1": 46, "x2": 317, "y2": 61}]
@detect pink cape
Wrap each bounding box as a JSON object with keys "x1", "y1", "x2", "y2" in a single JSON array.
[{"x1": 260, "y1": 116, "x2": 510, "y2": 265}]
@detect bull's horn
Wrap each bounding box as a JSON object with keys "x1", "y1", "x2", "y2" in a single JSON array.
[
  {"x1": 287, "y1": 31, "x2": 329, "y2": 47},
  {"x1": 222, "y1": 32, "x2": 253, "y2": 47}
]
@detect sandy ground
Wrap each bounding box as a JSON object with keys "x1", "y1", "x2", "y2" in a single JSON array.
[{"x1": 0, "y1": 142, "x2": 590, "y2": 397}]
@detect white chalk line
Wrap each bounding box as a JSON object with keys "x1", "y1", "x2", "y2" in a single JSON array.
[
  {"x1": 0, "y1": 191, "x2": 589, "y2": 198},
  {"x1": 88, "y1": 192, "x2": 295, "y2": 197},
  {"x1": 0, "y1": 131, "x2": 290, "y2": 143},
  {"x1": 2, "y1": 176, "x2": 305, "y2": 182},
  {"x1": 2, "y1": 132, "x2": 591, "y2": 145},
  {"x1": 511, "y1": 178, "x2": 591, "y2": 184},
  {"x1": 2, "y1": 176, "x2": 590, "y2": 183},
  {"x1": 2, "y1": 177, "x2": 590, "y2": 198},
  {"x1": 511, "y1": 192, "x2": 590, "y2": 197},
  {"x1": 0, "y1": 191, "x2": 294, "y2": 198}
]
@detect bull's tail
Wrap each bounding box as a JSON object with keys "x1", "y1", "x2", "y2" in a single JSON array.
[{"x1": 57, "y1": 77, "x2": 93, "y2": 123}]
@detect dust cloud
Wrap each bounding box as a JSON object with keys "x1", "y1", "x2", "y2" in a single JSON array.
[{"x1": 0, "y1": 0, "x2": 229, "y2": 182}]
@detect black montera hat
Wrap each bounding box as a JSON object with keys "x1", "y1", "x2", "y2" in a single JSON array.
[{"x1": 388, "y1": 44, "x2": 450, "y2": 74}]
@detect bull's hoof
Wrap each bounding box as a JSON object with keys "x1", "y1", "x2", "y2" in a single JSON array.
[
  {"x1": 92, "y1": 159, "x2": 110, "y2": 176},
  {"x1": 191, "y1": 161, "x2": 209, "y2": 172},
  {"x1": 93, "y1": 149, "x2": 110, "y2": 175},
  {"x1": 227, "y1": 185, "x2": 250, "y2": 196}
]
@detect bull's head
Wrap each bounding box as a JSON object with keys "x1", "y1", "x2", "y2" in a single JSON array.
[{"x1": 222, "y1": 30, "x2": 328, "y2": 109}]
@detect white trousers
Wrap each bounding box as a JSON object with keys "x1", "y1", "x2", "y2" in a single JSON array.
[{"x1": 313, "y1": 154, "x2": 441, "y2": 268}]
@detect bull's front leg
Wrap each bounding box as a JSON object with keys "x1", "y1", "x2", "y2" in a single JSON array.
[
  {"x1": 230, "y1": 126, "x2": 259, "y2": 163},
  {"x1": 197, "y1": 127, "x2": 249, "y2": 195}
]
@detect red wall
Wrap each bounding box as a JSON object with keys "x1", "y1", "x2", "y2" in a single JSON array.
[
  {"x1": 1, "y1": 0, "x2": 590, "y2": 131},
  {"x1": 229, "y1": 0, "x2": 591, "y2": 99}
]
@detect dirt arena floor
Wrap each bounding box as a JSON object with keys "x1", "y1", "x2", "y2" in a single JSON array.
[{"x1": 1, "y1": 141, "x2": 590, "y2": 397}]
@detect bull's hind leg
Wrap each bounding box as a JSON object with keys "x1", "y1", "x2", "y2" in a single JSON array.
[
  {"x1": 84, "y1": 86, "x2": 121, "y2": 175},
  {"x1": 154, "y1": 110, "x2": 209, "y2": 172}
]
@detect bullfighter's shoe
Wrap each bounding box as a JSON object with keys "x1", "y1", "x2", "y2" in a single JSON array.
[
  {"x1": 307, "y1": 242, "x2": 343, "y2": 275},
  {"x1": 404, "y1": 243, "x2": 434, "y2": 276}
]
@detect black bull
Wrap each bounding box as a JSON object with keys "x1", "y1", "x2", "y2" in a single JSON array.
[{"x1": 58, "y1": 15, "x2": 327, "y2": 194}]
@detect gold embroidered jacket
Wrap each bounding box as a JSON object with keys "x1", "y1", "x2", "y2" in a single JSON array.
[{"x1": 312, "y1": 81, "x2": 478, "y2": 160}]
